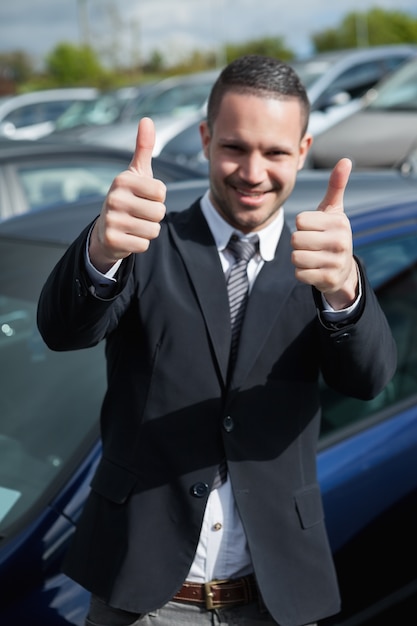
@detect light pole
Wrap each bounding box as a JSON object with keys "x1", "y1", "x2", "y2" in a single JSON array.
[
  {"x1": 211, "y1": 0, "x2": 227, "y2": 67},
  {"x1": 77, "y1": 0, "x2": 90, "y2": 46}
]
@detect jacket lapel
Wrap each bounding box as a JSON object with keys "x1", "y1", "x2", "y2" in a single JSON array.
[
  {"x1": 168, "y1": 202, "x2": 232, "y2": 384},
  {"x1": 230, "y1": 225, "x2": 298, "y2": 386},
  {"x1": 168, "y1": 204, "x2": 298, "y2": 389}
]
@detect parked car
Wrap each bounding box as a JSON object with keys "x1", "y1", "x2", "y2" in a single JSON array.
[
  {"x1": 0, "y1": 88, "x2": 99, "y2": 141},
  {"x1": 307, "y1": 55, "x2": 417, "y2": 170},
  {"x1": 158, "y1": 45, "x2": 417, "y2": 174},
  {"x1": 0, "y1": 174, "x2": 416, "y2": 624},
  {"x1": 0, "y1": 140, "x2": 203, "y2": 222},
  {"x1": 292, "y1": 44, "x2": 417, "y2": 136},
  {"x1": 70, "y1": 70, "x2": 221, "y2": 156}
]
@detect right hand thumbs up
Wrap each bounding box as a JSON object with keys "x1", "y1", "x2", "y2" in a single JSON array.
[
  {"x1": 129, "y1": 116, "x2": 156, "y2": 178},
  {"x1": 89, "y1": 118, "x2": 167, "y2": 273}
]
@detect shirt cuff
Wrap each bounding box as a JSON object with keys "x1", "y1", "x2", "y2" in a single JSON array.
[
  {"x1": 320, "y1": 269, "x2": 363, "y2": 322},
  {"x1": 85, "y1": 226, "x2": 122, "y2": 297}
]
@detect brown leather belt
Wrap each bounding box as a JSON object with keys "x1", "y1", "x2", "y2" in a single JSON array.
[{"x1": 172, "y1": 574, "x2": 258, "y2": 610}]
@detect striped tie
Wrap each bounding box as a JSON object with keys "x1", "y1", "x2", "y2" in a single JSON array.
[
  {"x1": 226, "y1": 234, "x2": 259, "y2": 366},
  {"x1": 212, "y1": 234, "x2": 259, "y2": 490}
]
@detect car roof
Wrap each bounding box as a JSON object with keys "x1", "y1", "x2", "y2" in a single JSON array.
[
  {"x1": 146, "y1": 69, "x2": 220, "y2": 89},
  {"x1": 0, "y1": 139, "x2": 204, "y2": 191},
  {"x1": 0, "y1": 139, "x2": 134, "y2": 162},
  {"x1": 0, "y1": 88, "x2": 99, "y2": 117},
  {"x1": 1, "y1": 172, "x2": 416, "y2": 247},
  {"x1": 0, "y1": 197, "x2": 104, "y2": 244},
  {"x1": 292, "y1": 44, "x2": 417, "y2": 68}
]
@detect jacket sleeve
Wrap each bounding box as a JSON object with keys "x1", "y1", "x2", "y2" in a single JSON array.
[
  {"x1": 37, "y1": 221, "x2": 134, "y2": 352},
  {"x1": 313, "y1": 259, "x2": 397, "y2": 400}
]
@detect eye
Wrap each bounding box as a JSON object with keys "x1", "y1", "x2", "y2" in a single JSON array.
[
  {"x1": 223, "y1": 143, "x2": 243, "y2": 152},
  {"x1": 267, "y1": 149, "x2": 291, "y2": 160}
]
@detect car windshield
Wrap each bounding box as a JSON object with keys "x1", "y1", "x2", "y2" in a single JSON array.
[
  {"x1": 367, "y1": 60, "x2": 417, "y2": 112},
  {"x1": 0, "y1": 238, "x2": 106, "y2": 536},
  {"x1": 131, "y1": 80, "x2": 213, "y2": 119},
  {"x1": 17, "y1": 160, "x2": 126, "y2": 213},
  {"x1": 290, "y1": 59, "x2": 333, "y2": 88},
  {"x1": 54, "y1": 93, "x2": 125, "y2": 130}
]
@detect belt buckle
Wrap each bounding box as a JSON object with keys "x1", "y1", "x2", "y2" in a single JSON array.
[
  {"x1": 204, "y1": 579, "x2": 228, "y2": 610},
  {"x1": 204, "y1": 581, "x2": 216, "y2": 610}
]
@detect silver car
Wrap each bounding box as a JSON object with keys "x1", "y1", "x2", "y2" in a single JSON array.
[
  {"x1": 307, "y1": 55, "x2": 417, "y2": 170},
  {"x1": 0, "y1": 88, "x2": 98, "y2": 141}
]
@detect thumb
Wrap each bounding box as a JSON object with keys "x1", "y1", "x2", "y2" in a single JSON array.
[
  {"x1": 129, "y1": 117, "x2": 155, "y2": 177},
  {"x1": 317, "y1": 157, "x2": 352, "y2": 213}
]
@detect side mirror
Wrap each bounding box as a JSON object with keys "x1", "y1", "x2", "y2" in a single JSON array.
[
  {"x1": 316, "y1": 91, "x2": 351, "y2": 112},
  {"x1": 0, "y1": 121, "x2": 16, "y2": 138}
]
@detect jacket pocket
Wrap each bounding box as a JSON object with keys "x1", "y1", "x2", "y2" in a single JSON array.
[
  {"x1": 294, "y1": 483, "x2": 325, "y2": 529},
  {"x1": 90, "y1": 457, "x2": 138, "y2": 504}
]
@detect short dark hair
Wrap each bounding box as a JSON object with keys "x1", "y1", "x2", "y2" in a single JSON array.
[{"x1": 207, "y1": 54, "x2": 310, "y2": 137}]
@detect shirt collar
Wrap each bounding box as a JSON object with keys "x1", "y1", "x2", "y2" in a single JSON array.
[{"x1": 200, "y1": 190, "x2": 284, "y2": 262}]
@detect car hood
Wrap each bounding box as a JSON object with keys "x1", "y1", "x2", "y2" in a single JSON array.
[{"x1": 310, "y1": 110, "x2": 417, "y2": 169}]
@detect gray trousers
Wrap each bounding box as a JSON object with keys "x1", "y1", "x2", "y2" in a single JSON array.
[{"x1": 85, "y1": 595, "x2": 317, "y2": 626}]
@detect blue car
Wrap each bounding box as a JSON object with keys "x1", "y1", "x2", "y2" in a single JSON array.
[{"x1": 0, "y1": 188, "x2": 416, "y2": 625}]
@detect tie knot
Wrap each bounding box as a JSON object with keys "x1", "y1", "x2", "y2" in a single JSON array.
[{"x1": 227, "y1": 234, "x2": 259, "y2": 264}]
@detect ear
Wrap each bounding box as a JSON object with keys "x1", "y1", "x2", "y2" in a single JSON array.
[
  {"x1": 297, "y1": 133, "x2": 313, "y2": 171},
  {"x1": 199, "y1": 120, "x2": 211, "y2": 159}
]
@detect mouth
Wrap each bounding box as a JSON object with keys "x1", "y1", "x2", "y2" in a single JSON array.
[
  {"x1": 232, "y1": 185, "x2": 270, "y2": 205},
  {"x1": 236, "y1": 187, "x2": 265, "y2": 197}
]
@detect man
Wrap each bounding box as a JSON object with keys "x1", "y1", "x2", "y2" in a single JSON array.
[{"x1": 37, "y1": 55, "x2": 396, "y2": 626}]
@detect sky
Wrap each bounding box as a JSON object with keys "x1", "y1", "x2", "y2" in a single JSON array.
[{"x1": 1, "y1": 0, "x2": 417, "y2": 69}]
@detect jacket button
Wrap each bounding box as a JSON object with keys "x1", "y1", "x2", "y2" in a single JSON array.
[
  {"x1": 190, "y1": 482, "x2": 209, "y2": 498},
  {"x1": 335, "y1": 332, "x2": 351, "y2": 343},
  {"x1": 223, "y1": 415, "x2": 234, "y2": 432}
]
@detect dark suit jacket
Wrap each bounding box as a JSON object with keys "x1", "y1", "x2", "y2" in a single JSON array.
[{"x1": 37, "y1": 200, "x2": 397, "y2": 626}]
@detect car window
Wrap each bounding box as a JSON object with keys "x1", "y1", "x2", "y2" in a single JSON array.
[
  {"x1": 0, "y1": 240, "x2": 106, "y2": 534},
  {"x1": 55, "y1": 94, "x2": 126, "y2": 130},
  {"x1": 290, "y1": 60, "x2": 332, "y2": 88},
  {"x1": 368, "y1": 59, "x2": 417, "y2": 111},
  {"x1": 383, "y1": 55, "x2": 413, "y2": 72},
  {"x1": 16, "y1": 161, "x2": 125, "y2": 210},
  {"x1": 3, "y1": 100, "x2": 79, "y2": 128},
  {"x1": 133, "y1": 82, "x2": 212, "y2": 118},
  {"x1": 320, "y1": 231, "x2": 417, "y2": 439},
  {"x1": 317, "y1": 60, "x2": 388, "y2": 106}
]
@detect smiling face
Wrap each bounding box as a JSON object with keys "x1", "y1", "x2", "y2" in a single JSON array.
[{"x1": 200, "y1": 91, "x2": 312, "y2": 233}]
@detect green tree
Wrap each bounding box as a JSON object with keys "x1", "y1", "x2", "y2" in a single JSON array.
[
  {"x1": 144, "y1": 50, "x2": 166, "y2": 74},
  {"x1": 0, "y1": 51, "x2": 33, "y2": 84},
  {"x1": 225, "y1": 36, "x2": 294, "y2": 63},
  {"x1": 45, "y1": 43, "x2": 107, "y2": 87},
  {"x1": 0, "y1": 50, "x2": 34, "y2": 94},
  {"x1": 168, "y1": 49, "x2": 219, "y2": 75},
  {"x1": 313, "y1": 8, "x2": 417, "y2": 51}
]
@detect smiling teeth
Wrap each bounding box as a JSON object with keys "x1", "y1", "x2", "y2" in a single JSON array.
[{"x1": 239, "y1": 190, "x2": 263, "y2": 196}]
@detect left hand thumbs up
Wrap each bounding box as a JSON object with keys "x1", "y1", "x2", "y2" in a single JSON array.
[
  {"x1": 316, "y1": 157, "x2": 352, "y2": 214},
  {"x1": 291, "y1": 158, "x2": 358, "y2": 309}
]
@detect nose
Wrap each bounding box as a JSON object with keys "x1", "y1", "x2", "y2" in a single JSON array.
[{"x1": 238, "y1": 153, "x2": 266, "y2": 185}]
